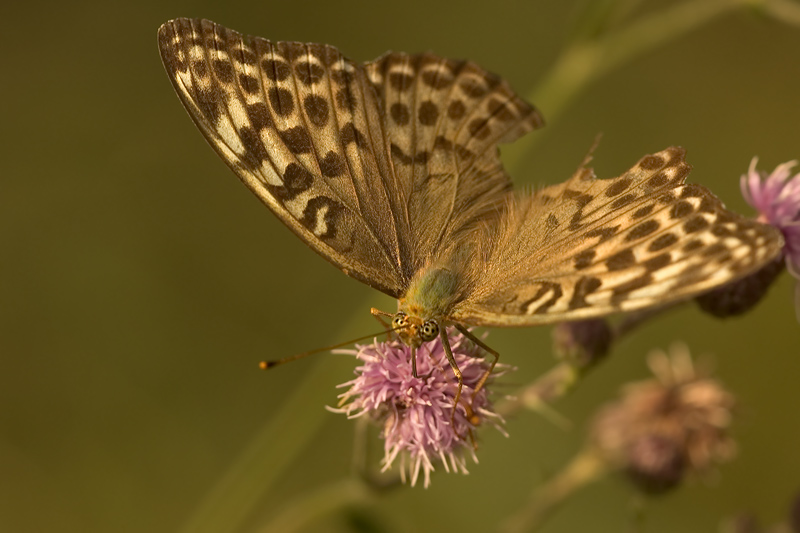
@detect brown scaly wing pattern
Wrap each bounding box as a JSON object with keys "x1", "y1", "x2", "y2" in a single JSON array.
[
  {"x1": 157, "y1": 18, "x2": 543, "y2": 297},
  {"x1": 364, "y1": 54, "x2": 543, "y2": 278},
  {"x1": 158, "y1": 18, "x2": 405, "y2": 296},
  {"x1": 453, "y1": 147, "x2": 784, "y2": 326}
]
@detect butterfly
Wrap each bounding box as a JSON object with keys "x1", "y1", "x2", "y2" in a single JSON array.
[{"x1": 158, "y1": 18, "x2": 783, "y2": 416}]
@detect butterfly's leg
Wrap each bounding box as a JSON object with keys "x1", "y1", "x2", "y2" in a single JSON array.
[
  {"x1": 438, "y1": 328, "x2": 465, "y2": 430},
  {"x1": 455, "y1": 325, "x2": 498, "y2": 422},
  {"x1": 370, "y1": 308, "x2": 394, "y2": 341}
]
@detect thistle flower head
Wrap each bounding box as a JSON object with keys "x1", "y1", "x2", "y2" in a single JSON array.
[
  {"x1": 591, "y1": 344, "x2": 736, "y2": 493},
  {"x1": 332, "y1": 330, "x2": 506, "y2": 487},
  {"x1": 741, "y1": 158, "x2": 800, "y2": 277},
  {"x1": 697, "y1": 158, "x2": 799, "y2": 318},
  {"x1": 739, "y1": 158, "x2": 800, "y2": 319}
]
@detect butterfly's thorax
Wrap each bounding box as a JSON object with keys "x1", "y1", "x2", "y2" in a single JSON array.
[{"x1": 399, "y1": 265, "x2": 461, "y2": 321}]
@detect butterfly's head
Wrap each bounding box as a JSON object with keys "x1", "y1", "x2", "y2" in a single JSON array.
[{"x1": 391, "y1": 311, "x2": 440, "y2": 348}]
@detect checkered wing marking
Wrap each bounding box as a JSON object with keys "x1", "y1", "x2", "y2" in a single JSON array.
[
  {"x1": 158, "y1": 18, "x2": 545, "y2": 299},
  {"x1": 365, "y1": 53, "x2": 544, "y2": 278},
  {"x1": 158, "y1": 18, "x2": 406, "y2": 296},
  {"x1": 453, "y1": 147, "x2": 785, "y2": 326}
]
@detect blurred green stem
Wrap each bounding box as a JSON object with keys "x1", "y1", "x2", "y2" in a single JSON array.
[
  {"x1": 763, "y1": 0, "x2": 800, "y2": 27},
  {"x1": 496, "y1": 305, "x2": 672, "y2": 418},
  {"x1": 178, "y1": 355, "x2": 348, "y2": 533},
  {"x1": 258, "y1": 478, "x2": 372, "y2": 533},
  {"x1": 496, "y1": 361, "x2": 580, "y2": 420},
  {"x1": 505, "y1": 0, "x2": 763, "y2": 173},
  {"x1": 500, "y1": 448, "x2": 609, "y2": 533}
]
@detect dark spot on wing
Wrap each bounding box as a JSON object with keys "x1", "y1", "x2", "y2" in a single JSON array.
[
  {"x1": 239, "y1": 74, "x2": 260, "y2": 94},
  {"x1": 639, "y1": 155, "x2": 665, "y2": 170},
  {"x1": 632, "y1": 204, "x2": 655, "y2": 219},
  {"x1": 262, "y1": 59, "x2": 291, "y2": 81},
  {"x1": 684, "y1": 216, "x2": 709, "y2": 233},
  {"x1": 626, "y1": 220, "x2": 660, "y2": 241},
  {"x1": 269, "y1": 87, "x2": 294, "y2": 116},
  {"x1": 319, "y1": 151, "x2": 345, "y2": 177},
  {"x1": 391, "y1": 103, "x2": 410, "y2": 125},
  {"x1": 303, "y1": 94, "x2": 329, "y2": 127},
  {"x1": 644, "y1": 253, "x2": 671, "y2": 271},
  {"x1": 606, "y1": 249, "x2": 636, "y2": 271},
  {"x1": 295, "y1": 61, "x2": 325, "y2": 85},
  {"x1": 670, "y1": 200, "x2": 694, "y2": 219},
  {"x1": 213, "y1": 59, "x2": 233, "y2": 83},
  {"x1": 649, "y1": 233, "x2": 678, "y2": 252},
  {"x1": 418, "y1": 101, "x2": 439, "y2": 126},
  {"x1": 606, "y1": 177, "x2": 633, "y2": 197},
  {"x1": 574, "y1": 249, "x2": 596, "y2": 270},
  {"x1": 569, "y1": 276, "x2": 602, "y2": 309},
  {"x1": 280, "y1": 126, "x2": 312, "y2": 153},
  {"x1": 448, "y1": 100, "x2": 466, "y2": 120},
  {"x1": 611, "y1": 193, "x2": 637, "y2": 209}
]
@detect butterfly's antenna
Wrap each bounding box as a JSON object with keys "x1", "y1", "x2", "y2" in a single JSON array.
[
  {"x1": 567, "y1": 134, "x2": 603, "y2": 183},
  {"x1": 259, "y1": 325, "x2": 406, "y2": 370},
  {"x1": 580, "y1": 133, "x2": 603, "y2": 169}
]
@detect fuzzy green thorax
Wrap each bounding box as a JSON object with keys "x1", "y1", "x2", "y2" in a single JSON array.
[{"x1": 399, "y1": 266, "x2": 461, "y2": 321}]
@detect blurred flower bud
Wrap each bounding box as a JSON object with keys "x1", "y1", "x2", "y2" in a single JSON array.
[
  {"x1": 696, "y1": 255, "x2": 784, "y2": 317},
  {"x1": 721, "y1": 514, "x2": 762, "y2": 533},
  {"x1": 552, "y1": 319, "x2": 612, "y2": 367},
  {"x1": 790, "y1": 488, "x2": 800, "y2": 533},
  {"x1": 590, "y1": 344, "x2": 736, "y2": 494}
]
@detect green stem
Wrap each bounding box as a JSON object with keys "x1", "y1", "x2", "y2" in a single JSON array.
[
  {"x1": 178, "y1": 357, "x2": 338, "y2": 533},
  {"x1": 496, "y1": 303, "x2": 677, "y2": 419},
  {"x1": 177, "y1": 309, "x2": 373, "y2": 533},
  {"x1": 258, "y1": 478, "x2": 372, "y2": 533},
  {"x1": 504, "y1": 0, "x2": 753, "y2": 174},
  {"x1": 500, "y1": 448, "x2": 609, "y2": 533},
  {"x1": 583, "y1": 0, "x2": 750, "y2": 86},
  {"x1": 762, "y1": 0, "x2": 800, "y2": 27},
  {"x1": 495, "y1": 362, "x2": 578, "y2": 420}
]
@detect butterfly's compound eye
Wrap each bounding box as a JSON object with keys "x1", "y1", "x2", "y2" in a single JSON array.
[
  {"x1": 419, "y1": 320, "x2": 439, "y2": 342},
  {"x1": 392, "y1": 312, "x2": 408, "y2": 329}
]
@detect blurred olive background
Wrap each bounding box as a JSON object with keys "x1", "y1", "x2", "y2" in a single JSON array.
[{"x1": 2, "y1": 1, "x2": 799, "y2": 532}]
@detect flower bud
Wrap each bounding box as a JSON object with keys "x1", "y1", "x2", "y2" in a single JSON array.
[
  {"x1": 696, "y1": 255, "x2": 784, "y2": 317},
  {"x1": 591, "y1": 345, "x2": 736, "y2": 493},
  {"x1": 552, "y1": 319, "x2": 612, "y2": 367}
]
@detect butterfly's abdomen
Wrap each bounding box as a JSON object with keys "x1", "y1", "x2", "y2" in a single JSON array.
[{"x1": 399, "y1": 266, "x2": 461, "y2": 320}]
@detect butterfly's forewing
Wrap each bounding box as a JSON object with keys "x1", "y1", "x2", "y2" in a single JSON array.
[
  {"x1": 158, "y1": 18, "x2": 544, "y2": 298},
  {"x1": 158, "y1": 18, "x2": 406, "y2": 296},
  {"x1": 453, "y1": 147, "x2": 784, "y2": 325},
  {"x1": 365, "y1": 54, "x2": 544, "y2": 278}
]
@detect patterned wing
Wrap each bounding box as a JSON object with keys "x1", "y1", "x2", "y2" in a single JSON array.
[
  {"x1": 364, "y1": 53, "x2": 544, "y2": 280},
  {"x1": 158, "y1": 18, "x2": 406, "y2": 296},
  {"x1": 452, "y1": 147, "x2": 784, "y2": 326}
]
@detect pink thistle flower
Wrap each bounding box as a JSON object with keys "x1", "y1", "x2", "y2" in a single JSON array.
[
  {"x1": 741, "y1": 158, "x2": 800, "y2": 318},
  {"x1": 330, "y1": 330, "x2": 506, "y2": 488},
  {"x1": 741, "y1": 158, "x2": 800, "y2": 276}
]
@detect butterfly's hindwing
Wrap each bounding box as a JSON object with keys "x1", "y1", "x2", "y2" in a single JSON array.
[{"x1": 452, "y1": 147, "x2": 784, "y2": 325}]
